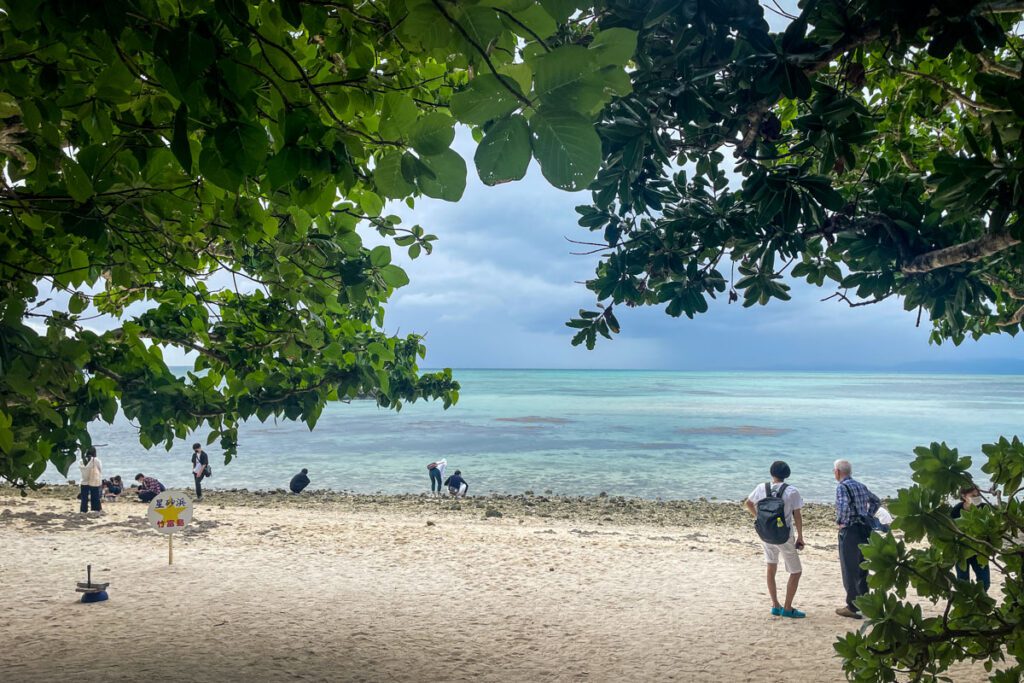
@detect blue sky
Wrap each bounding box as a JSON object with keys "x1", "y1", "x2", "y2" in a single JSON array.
[{"x1": 374, "y1": 134, "x2": 1024, "y2": 371}]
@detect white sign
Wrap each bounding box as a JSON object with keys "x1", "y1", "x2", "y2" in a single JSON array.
[{"x1": 146, "y1": 490, "x2": 194, "y2": 534}]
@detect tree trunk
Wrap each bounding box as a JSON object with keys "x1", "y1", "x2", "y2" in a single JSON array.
[{"x1": 902, "y1": 233, "x2": 1021, "y2": 274}]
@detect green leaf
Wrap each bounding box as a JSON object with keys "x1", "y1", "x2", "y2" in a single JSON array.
[
  {"x1": 533, "y1": 45, "x2": 591, "y2": 98},
  {"x1": 588, "y1": 28, "x2": 637, "y2": 67},
  {"x1": 451, "y1": 74, "x2": 524, "y2": 125},
  {"x1": 370, "y1": 245, "x2": 391, "y2": 267},
  {"x1": 539, "y1": 0, "x2": 578, "y2": 23},
  {"x1": 529, "y1": 107, "x2": 601, "y2": 191},
  {"x1": 266, "y1": 146, "x2": 301, "y2": 189},
  {"x1": 409, "y1": 112, "x2": 456, "y2": 156},
  {"x1": 374, "y1": 151, "x2": 416, "y2": 199},
  {"x1": 380, "y1": 93, "x2": 419, "y2": 140},
  {"x1": 475, "y1": 115, "x2": 531, "y2": 185},
  {"x1": 416, "y1": 149, "x2": 468, "y2": 201},
  {"x1": 171, "y1": 103, "x2": 193, "y2": 174},
  {"x1": 380, "y1": 264, "x2": 410, "y2": 288},
  {"x1": 61, "y1": 157, "x2": 95, "y2": 203}
]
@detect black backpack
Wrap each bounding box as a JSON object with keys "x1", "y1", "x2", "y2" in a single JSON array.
[{"x1": 754, "y1": 482, "x2": 790, "y2": 544}]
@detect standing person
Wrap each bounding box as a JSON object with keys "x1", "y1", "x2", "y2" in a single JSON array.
[
  {"x1": 78, "y1": 447, "x2": 103, "y2": 513},
  {"x1": 951, "y1": 484, "x2": 992, "y2": 591},
  {"x1": 427, "y1": 459, "x2": 447, "y2": 496},
  {"x1": 745, "y1": 460, "x2": 806, "y2": 618},
  {"x1": 444, "y1": 469, "x2": 468, "y2": 498},
  {"x1": 134, "y1": 473, "x2": 165, "y2": 502},
  {"x1": 834, "y1": 459, "x2": 881, "y2": 619},
  {"x1": 191, "y1": 442, "x2": 209, "y2": 501},
  {"x1": 290, "y1": 468, "x2": 311, "y2": 494}
]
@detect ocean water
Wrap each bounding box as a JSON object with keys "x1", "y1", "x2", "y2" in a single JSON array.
[{"x1": 47, "y1": 371, "x2": 1024, "y2": 502}]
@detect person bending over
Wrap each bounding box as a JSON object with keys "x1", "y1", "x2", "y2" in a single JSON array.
[
  {"x1": 290, "y1": 468, "x2": 311, "y2": 494},
  {"x1": 134, "y1": 473, "x2": 165, "y2": 503}
]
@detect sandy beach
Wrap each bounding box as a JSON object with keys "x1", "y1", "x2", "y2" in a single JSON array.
[{"x1": 0, "y1": 487, "x2": 991, "y2": 682}]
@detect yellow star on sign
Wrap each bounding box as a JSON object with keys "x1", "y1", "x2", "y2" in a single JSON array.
[{"x1": 155, "y1": 499, "x2": 186, "y2": 524}]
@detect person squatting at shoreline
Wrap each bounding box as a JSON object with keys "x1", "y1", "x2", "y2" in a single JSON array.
[
  {"x1": 444, "y1": 470, "x2": 468, "y2": 498},
  {"x1": 134, "y1": 473, "x2": 165, "y2": 502},
  {"x1": 290, "y1": 468, "x2": 310, "y2": 494},
  {"x1": 745, "y1": 460, "x2": 805, "y2": 618},
  {"x1": 834, "y1": 459, "x2": 881, "y2": 619}
]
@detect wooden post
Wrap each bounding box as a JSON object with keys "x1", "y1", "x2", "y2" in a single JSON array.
[
  {"x1": 168, "y1": 534, "x2": 173, "y2": 565},
  {"x1": 87, "y1": 564, "x2": 92, "y2": 587}
]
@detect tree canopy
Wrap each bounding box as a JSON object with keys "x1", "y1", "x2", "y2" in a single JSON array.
[
  {"x1": 566, "y1": 1, "x2": 1024, "y2": 680},
  {"x1": 569, "y1": 0, "x2": 1024, "y2": 351},
  {"x1": 0, "y1": 0, "x2": 634, "y2": 485}
]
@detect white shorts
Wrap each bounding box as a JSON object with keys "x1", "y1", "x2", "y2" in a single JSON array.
[{"x1": 763, "y1": 531, "x2": 802, "y2": 574}]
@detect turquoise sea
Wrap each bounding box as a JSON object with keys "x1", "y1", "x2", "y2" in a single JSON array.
[{"x1": 48, "y1": 371, "x2": 1024, "y2": 502}]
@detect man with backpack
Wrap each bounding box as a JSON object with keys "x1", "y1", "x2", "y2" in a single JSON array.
[
  {"x1": 745, "y1": 460, "x2": 806, "y2": 618},
  {"x1": 833, "y1": 459, "x2": 881, "y2": 619}
]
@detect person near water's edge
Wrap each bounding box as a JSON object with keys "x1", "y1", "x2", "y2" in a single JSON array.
[
  {"x1": 744, "y1": 460, "x2": 805, "y2": 618},
  {"x1": 191, "y1": 442, "x2": 210, "y2": 500},
  {"x1": 834, "y1": 459, "x2": 881, "y2": 619},
  {"x1": 427, "y1": 459, "x2": 447, "y2": 496},
  {"x1": 78, "y1": 446, "x2": 103, "y2": 513},
  {"x1": 134, "y1": 473, "x2": 165, "y2": 502},
  {"x1": 951, "y1": 483, "x2": 992, "y2": 591},
  {"x1": 290, "y1": 468, "x2": 310, "y2": 494},
  {"x1": 444, "y1": 470, "x2": 468, "y2": 498}
]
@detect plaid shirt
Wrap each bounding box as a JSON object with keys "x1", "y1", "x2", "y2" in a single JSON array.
[
  {"x1": 139, "y1": 477, "x2": 163, "y2": 494},
  {"x1": 835, "y1": 477, "x2": 880, "y2": 527}
]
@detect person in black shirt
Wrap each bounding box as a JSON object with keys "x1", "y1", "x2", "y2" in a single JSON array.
[
  {"x1": 951, "y1": 484, "x2": 991, "y2": 591},
  {"x1": 191, "y1": 442, "x2": 210, "y2": 500},
  {"x1": 290, "y1": 468, "x2": 311, "y2": 494}
]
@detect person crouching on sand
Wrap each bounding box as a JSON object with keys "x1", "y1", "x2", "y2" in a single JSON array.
[
  {"x1": 290, "y1": 468, "x2": 310, "y2": 494},
  {"x1": 134, "y1": 473, "x2": 165, "y2": 502},
  {"x1": 444, "y1": 470, "x2": 468, "y2": 498}
]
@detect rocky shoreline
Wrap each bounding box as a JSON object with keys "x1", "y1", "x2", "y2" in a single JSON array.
[{"x1": 4, "y1": 484, "x2": 840, "y2": 529}]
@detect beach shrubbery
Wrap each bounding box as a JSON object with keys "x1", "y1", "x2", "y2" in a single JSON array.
[{"x1": 836, "y1": 438, "x2": 1024, "y2": 682}]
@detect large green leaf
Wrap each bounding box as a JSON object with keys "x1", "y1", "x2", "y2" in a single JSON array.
[
  {"x1": 588, "y1": 27, "x2": 637, "y2": 67},
  {"x1": 475, "y1": 115, "x2": 531, "y2": 185},
  {"x1": 374, "y1": 151, "x2": 416, "y2": 199},
  {"x1": 416, "y1": 149, "x2": 468, "y2": 201},
  {"x1": 380, "y1": 93, "x2": 420, "y2": 141},
  {"x1": 61, "y1": 157, "x2": 94, "y2": 203},
  {"x1": 409, "y1": 112, "x2": 456, "y2": 156},
  {"x1": 451, "y1": 74, "x2": 524, "y2": 125},
  {"x1": 532, "y1": 45, "x2": 591, "y2": 98},
  {"x1": 529, "y1": 107, "x2": 601, "y2": 191}
]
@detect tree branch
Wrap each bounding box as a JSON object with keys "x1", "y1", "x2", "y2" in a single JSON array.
[{"x1": 902, "y1": 232, "x2": 1021, "y2": 274}]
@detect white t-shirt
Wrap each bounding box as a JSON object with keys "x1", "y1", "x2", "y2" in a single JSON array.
[{"x1": 748, "y1": 481, "x2": 803, "y2": 528}]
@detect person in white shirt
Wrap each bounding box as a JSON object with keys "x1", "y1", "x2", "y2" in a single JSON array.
[
  {"x1": 744, "y1": 460, "x2": 805, "y2": 618},
  {"x1": 427, "y1": 459, "x2": 447, "y2": 496},
  {"x1": 78, "y1": 446, "x2": 103, "y2": 513}
]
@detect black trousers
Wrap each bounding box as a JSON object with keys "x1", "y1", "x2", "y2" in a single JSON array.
[
  {"x1": 839, "y1": 524, "x2": 871, "y2": 611},
  {"x1": 138, "y1": 490, "x2": 157, "y2": 503},
  {"x1": 194, "y1": 472, "x2": 206, "y2": 498},
  {"x1": 79, "y1": 485, "x2": 101, "y2": 512}
]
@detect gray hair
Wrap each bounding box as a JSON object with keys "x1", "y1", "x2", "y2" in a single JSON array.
[{"x1": 834, "y1": 459, "x2": 852, "y2": 476}]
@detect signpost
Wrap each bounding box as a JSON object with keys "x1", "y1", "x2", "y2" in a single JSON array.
[{"x1": 146, "y1": 491, "x2": 194, "y2": 565}]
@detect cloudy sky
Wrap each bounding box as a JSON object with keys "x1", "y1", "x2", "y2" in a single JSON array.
[{"x1": 373, "y1": 133, "x2": 1024, "y2": 371}]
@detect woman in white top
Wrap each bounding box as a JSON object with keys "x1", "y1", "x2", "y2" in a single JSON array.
[{"x1": 78, "y1": 446, "x2": 103, "y2": 512}]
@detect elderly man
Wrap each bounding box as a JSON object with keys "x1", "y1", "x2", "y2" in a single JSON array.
[{"x1": 833, "y1": 459, "x2": 881, "y2": 619}]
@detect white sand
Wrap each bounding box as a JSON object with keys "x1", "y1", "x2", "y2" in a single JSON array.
[{"x1": 0, "y1": 494, "x2": 990, "y2": 682}]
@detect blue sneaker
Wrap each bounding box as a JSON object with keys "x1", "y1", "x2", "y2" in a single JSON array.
[
  {"x1": 782, "y1": 608, "x2": 806, "y2": 618},
  {"x1": 771, "y1": 606, "x2": 783, "y2": 616}
]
